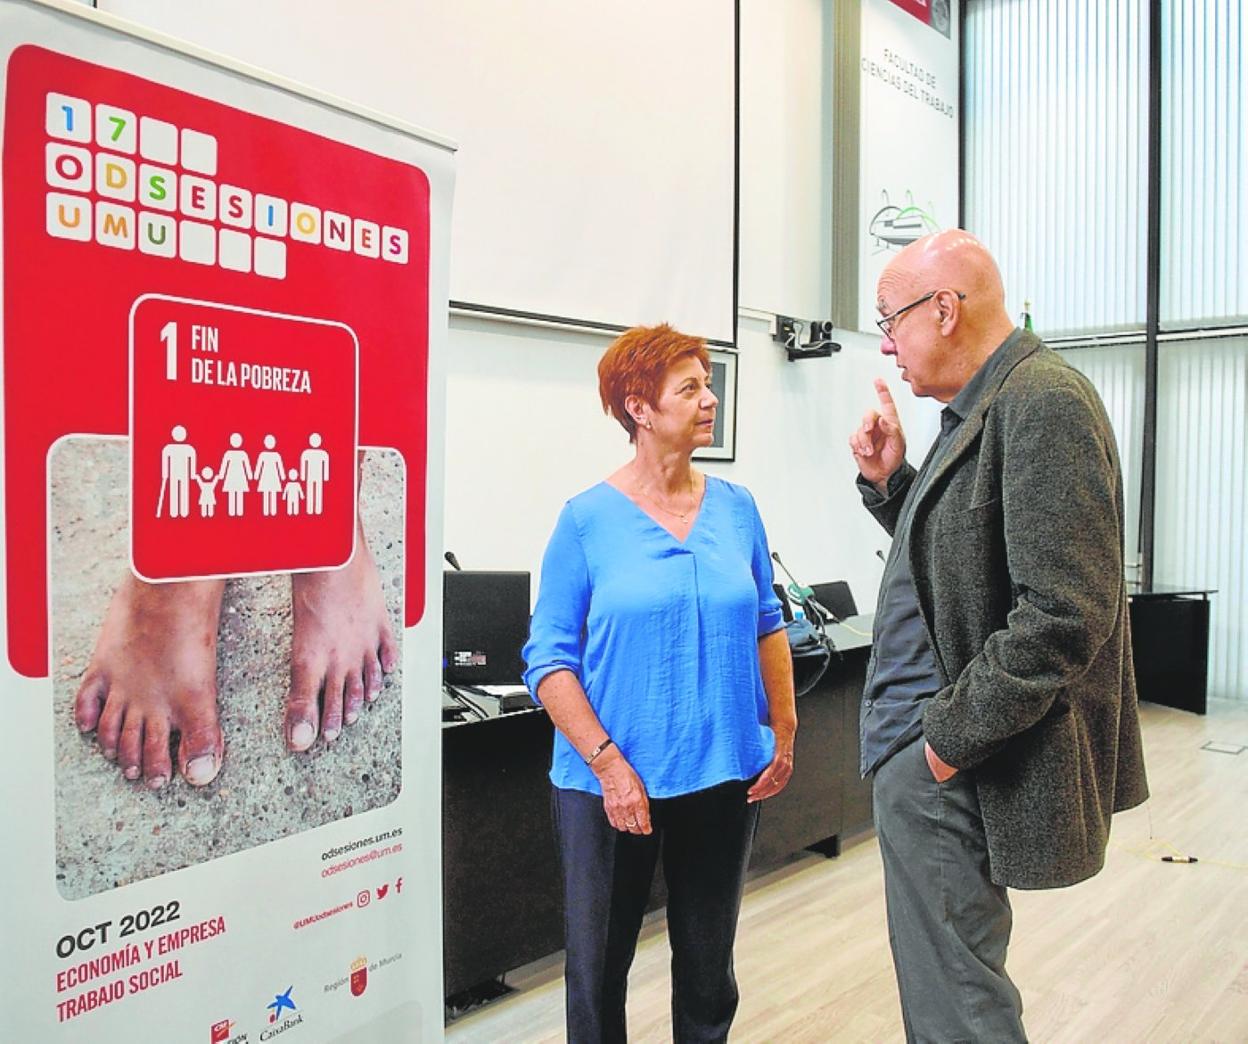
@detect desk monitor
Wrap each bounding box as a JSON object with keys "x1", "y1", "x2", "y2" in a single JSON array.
[{"x1": 443, "y1": 570, "x2": 530, "y2": 685}]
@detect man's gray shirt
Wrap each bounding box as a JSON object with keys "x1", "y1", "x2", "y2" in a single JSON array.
[{"x1": 859, "y1": 331, "x2": 1023, "y2": 775}]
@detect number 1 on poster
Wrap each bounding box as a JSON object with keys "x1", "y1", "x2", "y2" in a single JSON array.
[{"x1": 161, "y1": 321, "x2": 177, "y2": 381}]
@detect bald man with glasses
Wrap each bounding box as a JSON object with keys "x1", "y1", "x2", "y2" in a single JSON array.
[{"x1": 848, "y1": 230, "x2": 1148, "y2": 1042}]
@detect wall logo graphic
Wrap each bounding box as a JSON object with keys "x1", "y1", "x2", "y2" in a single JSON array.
[
  {"x1": 886, "y1": 0, "x2": 952, "y2": 39},
  {"x1": 261, "y1": 985, "x2": 304, "y2": 1039},
  {"x1": 266, "y1": 987, "x2": 296, "y2": 1022},
  {"x1": 867, "y1": 190, "x2": 940, "y2": 253},
  {"x1": 44, "y1": 89, "x2": 412, "y2": 277},
  {"x1": 130, "y1": 296, "x2": 358, "y2": 582},
  {"x1": 323, "y1": 952, "x2": 404, "y2": 999},
  {"x1": 156, "y1": 426, "x2": 331, "y2": 521},
  {"x1": 211, "y1": 1018, "x2": 249, "y2": 1043}
]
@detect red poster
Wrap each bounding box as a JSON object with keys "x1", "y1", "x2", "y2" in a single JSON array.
[{"x1": 4, "y1": 45, "x2": 431, "y2": 675}]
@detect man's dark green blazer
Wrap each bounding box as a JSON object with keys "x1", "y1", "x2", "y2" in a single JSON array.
[{"x1": 862, "y1": 330, "x2": 1149, "y2": 890}]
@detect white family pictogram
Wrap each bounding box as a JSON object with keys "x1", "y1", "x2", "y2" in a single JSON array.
[{"x1": 156, "y1": 427, "x2": 330, "y2": 520}]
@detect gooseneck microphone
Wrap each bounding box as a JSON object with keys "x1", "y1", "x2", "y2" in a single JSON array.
[
  {"x1": 770, "y1": 551, "x2": 803, "y2": 593},
  {"x1": 444, "y1": 551, "x2": 462, "y2": 571},
  {"x1": 763, "y1": 548, "x2": 843, "y2": 623},
  {"x1": 770, "y1": 551, "x2": 839, "y2": 624},
  {"x1": 772, "y1": 551, "x2": 839, "y2": 695}
]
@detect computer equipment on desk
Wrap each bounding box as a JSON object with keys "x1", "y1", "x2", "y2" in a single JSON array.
[
  {"x1": 446, "y1": 683, "x2": 533, "y2": 717},
  {"x1": 443, "y1": 569, "x2": 532, "y2": 716},
  {"x1": 476, "y1": 684, "x2": 534, "y2": 714},
  {"x1": 442, "y1": 691, "x2": 468, "y2": 723},
  {"x1": 443, "y1": 570, "x2": 529, "y2": 684},
  {"x1": 499, "y1": 691, "x2": 533, "y2": 713}
]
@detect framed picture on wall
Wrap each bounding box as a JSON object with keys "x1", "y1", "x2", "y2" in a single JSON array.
[{"x1": 695, "y1": 348, "x2": 738, "y2": 462}]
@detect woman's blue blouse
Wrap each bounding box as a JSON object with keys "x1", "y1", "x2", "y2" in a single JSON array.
[{"x1": 522, "y1": 477, "x2": 784, "y2": 797}]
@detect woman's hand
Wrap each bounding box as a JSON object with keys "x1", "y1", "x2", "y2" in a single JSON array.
[
  {"x1": 591, "y1": 746, "x2": 652, "y2": 834},
  {"x1": 752, "y1": 630, "x2": 797, "y2": 803},
  {"x1": 747, "y1": 721, "x2": 795, "y2": 803},
  {"x1": 535, "y1": 672, "x2": 651, "y2": 833}
]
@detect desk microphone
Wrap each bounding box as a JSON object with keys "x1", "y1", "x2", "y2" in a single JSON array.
[
  {"x1": 771, "y1": 551, "x2": 838, "y2": 624},
  {"x1": 770, "y1": 552, "x2": 807, "y2": 596},
  {"x1": 444, "y1": 551, "x2": 462, "y2": 571},
  {"x1": 771, "y1": 552, "x2": 838, "y2": 694},
  {"x1": 876, "y1": 549, "x2": 886, "y2": 563}
]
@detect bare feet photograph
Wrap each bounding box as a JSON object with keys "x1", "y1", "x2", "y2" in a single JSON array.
[
  {"x1": 51, "y1": 438, "x2": 405, "y2": 899},
  {"x1": 74, "y1": 576, "x2": 226, "y2": 789},
  {"x1": 286, "y1": 519, "x2": 400, "y2": 753}
]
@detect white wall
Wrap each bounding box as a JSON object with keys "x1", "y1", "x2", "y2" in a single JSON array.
[
  {"x1": 100, "y1": 0, "x2": 738, "y2": 340},
  {"x1": 445, "y1": 0, "x2": 942, "y2": 614},
  {"x1": 98, "y1": 0, "x2": 944, "y2": 613},
  {"x1": 443, "y1": 313, "x2": 938, "y2": 615}
]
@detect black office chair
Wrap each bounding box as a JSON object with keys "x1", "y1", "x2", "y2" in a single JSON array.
[
  {"x1": 773, "y1": 582, "x2": 794, "y2": 623},
  {"x1": 808, "y1": 581, "x2": 857, "y2": 624}
]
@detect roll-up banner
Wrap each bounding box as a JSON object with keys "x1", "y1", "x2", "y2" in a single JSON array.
[
  {"x1": 0, "y1": 1, "x2": 454, "y2": 1039},
  {"x1": 858, "y1": 0, "x2": 959, "y2": 332}
]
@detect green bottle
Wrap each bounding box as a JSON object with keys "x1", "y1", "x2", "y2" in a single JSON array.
[{"x1": 1021, "y1": 300, "x2": 1034, "y2": 332}]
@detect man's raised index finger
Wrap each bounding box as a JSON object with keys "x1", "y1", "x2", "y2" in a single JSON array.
[{"x1": 873, "y1": 377, "x2": 899, "y2": 416}]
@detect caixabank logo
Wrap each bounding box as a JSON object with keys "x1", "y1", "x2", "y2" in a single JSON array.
[{"x1": 260, "y1": 986, "x2": 304, "y2": 1040}]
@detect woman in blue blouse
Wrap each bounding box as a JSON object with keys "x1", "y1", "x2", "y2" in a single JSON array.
[{"x1": 523, "y1": 324, "x2": 797, "y2": 1043}]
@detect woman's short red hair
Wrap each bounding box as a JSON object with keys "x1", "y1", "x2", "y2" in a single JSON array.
[{"x1": 598, "y1": 324, "x2": 710, "y2": 442}]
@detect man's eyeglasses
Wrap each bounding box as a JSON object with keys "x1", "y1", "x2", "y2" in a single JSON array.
[{"x1": 876, "y1": 290, "x2": 966, "y2": 340}]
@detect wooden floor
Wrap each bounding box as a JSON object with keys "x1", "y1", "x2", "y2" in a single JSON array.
[{"x1": 446, "y1": 700, "x2": 1248, "y2": 1043}]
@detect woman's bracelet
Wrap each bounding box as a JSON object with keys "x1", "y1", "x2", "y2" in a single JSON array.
[{"x1": 585, "y1": 737, "x2": 615, "y2": 765}]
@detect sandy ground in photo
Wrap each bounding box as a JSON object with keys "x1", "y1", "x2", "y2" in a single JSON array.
[{"x1": 50, "y1": 439, "x2": 404, "y2": 900}]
